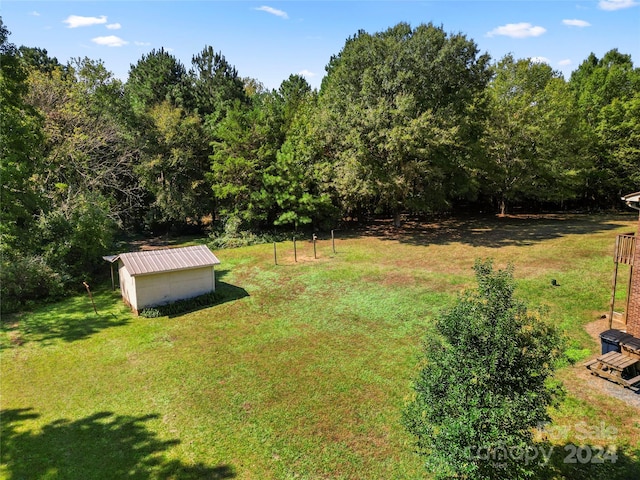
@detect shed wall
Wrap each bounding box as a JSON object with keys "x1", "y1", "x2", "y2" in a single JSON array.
[
  {"x1": 118, "y1": 261, "x2": 138, "y2": 311},
  {"x1": 134, "y1": 266, "x2": 215, "y2": 310}
]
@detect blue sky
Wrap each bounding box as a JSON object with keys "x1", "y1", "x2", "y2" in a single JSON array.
[{"x1": 2, "y1": 1, "x2": 639, "y2": 90}]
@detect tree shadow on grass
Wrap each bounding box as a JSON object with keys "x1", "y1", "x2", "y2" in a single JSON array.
[
  {"x1": 160, "y1": 270, "x2": 248, "y2": 318},
  {"x1": 0, "y1": 290, "x2": 130, "y2": 349},
  {"x1": 215, "y1": 270, "x2": 249, "y2": 305},
  {"x1": 340, "y1": 213, "x2": 634, "y2": 248},
  {"x1": 0, "y1": 408, "x2": 235, "y2": 480},
  {"x1": 538, "y1": 440, "x2": 640, "y2": 480}
]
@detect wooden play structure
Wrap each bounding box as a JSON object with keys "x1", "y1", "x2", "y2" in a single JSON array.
[{"x1": 586, "y1": 192, "x2": 640, "y2": 389}]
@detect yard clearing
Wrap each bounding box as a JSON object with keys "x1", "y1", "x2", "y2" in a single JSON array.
[{"x1": 2, "y1": 214, "x2": 640, "y2": 479}]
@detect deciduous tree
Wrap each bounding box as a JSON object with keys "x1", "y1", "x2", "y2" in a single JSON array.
[
  {"x1": 135, "y1": 101, "x2": 212, "y2": 226},
  {"x1": 481, "y1": 56, "x2": 582, "y2": 214},
  {"x1": 26, "y1": 61, "x2": 141, "y2": 227},
  {"x1": 569, "y1": 50, "x2": 640, "y2": 206},
  {"x1": 319, "y1": 23, "x2": 491, "y2": 225},
  {"x1": 0, "y1": 19, "x2": 44, "y2": 253}
]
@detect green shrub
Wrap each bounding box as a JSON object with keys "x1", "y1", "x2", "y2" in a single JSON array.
[
  {"x1": 139, "y1": 308, "x2": 161, "y2": 318},
  {"x1": 403, "y1": 259, "x2": 565, "y2": 480},
  {"x1": 207, "y1": 216, "x2": 295, "y2": 249},
  {"x1": 0, "y1": 254, "x2": 65, "y2": 313},
  {"x1": 37, "y1": 192, "x2": 116, "y2": 285}
]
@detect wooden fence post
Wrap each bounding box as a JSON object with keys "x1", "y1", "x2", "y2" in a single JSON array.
[
  {"x1": 609, "y1": 262, "x2": 619, "y2": 329},
  {"x1": 83, "y1": 282, "x2": 99, "y2": 315}
]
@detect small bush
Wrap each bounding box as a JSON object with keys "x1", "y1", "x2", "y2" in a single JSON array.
[
  {"x1": 208, "y1": 216, "x2": 295, "y2": 249},
  {"x1": 139, "y1": 308, "x2": 161, "y2": 318}
]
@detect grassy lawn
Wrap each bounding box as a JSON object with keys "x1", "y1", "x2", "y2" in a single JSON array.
[{"x1": 2, "y1": 214, "x2": 640, "y2": 479}]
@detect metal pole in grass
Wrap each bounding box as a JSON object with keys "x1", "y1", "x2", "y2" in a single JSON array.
[
  {"x1": 331, "y1": 229, "x2": 336, "y2": 254},
  {"x1": 274, "y1": 242, "x2": 278, "y2": 265},
  {"x1": 293, "y1": 236, "x2": 297, "y2": 262},
  {"x1": 313, "y1": 234, "x2": 317, "y2": 259}
]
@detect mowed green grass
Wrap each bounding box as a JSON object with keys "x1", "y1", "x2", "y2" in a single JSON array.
[{"x1": 2, "y1": 214, "x2": 640, "y2": 479}]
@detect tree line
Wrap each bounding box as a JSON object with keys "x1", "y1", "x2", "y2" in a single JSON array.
[{"x1": 1, "y1": 18, "x2": 639, "y2": 309}]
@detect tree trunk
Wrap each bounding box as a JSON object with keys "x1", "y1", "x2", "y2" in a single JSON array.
[
  {"x1": 499, "y1": 199, "x2": 506, "y2": 216},
  {"x1": 393, "y1": 210, "x2": 402, "y2": 228}
]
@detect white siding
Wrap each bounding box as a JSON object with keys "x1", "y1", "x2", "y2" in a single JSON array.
[
  {"x1": 118, "y1": 261, "x2": 138, "y2": 311},
  {"x1": 134, "y1": 266, "x2": 215, "y2": 310}
]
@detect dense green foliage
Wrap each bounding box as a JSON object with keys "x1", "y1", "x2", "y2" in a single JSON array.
[
  {"x1": 319, "y1": 23, "x2": 491, "y2": 224},
  {"x1": 403, "y1": 260, "x2": 564, "y2": 479},
  {"x1": 0, "y1": 19, "x2": 44, "y2": 254},
  {"x1": 1, "y1": 16, "x2": 639, "y2": 309},
  {"x1": 569, "y1": 50, "x2": 640, "y2": 206},
  {"x1": 481, "y1": 56, "x2": 583, "y2": 214}
]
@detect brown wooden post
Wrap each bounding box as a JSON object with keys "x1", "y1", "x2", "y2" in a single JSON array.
[
  {"x1": 625, "y1": 265, "x2": 634, "y2": 327},
  {"x1": 109, "y1": 263, "x2": 115, "y2": 291},
  {"x1": 609, "y1": 261, "x2": 619, "y2": 330},
  {"x1": 273, "y1": 242, "x2": 277, "y2": 266},
  {"x1": 83, "y1": 282, "x2": 99, "y2": 315},
  {"x1": 293, "y1": 237, "x2": 297, "y2": 262}
]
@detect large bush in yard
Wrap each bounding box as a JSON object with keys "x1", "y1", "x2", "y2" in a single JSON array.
[
  {"x1": 403, "y1": 259, "x2": 564, "y2": 479},
  {"x1": 0, "y1": 254, "x2": 64, "y2": 313}
]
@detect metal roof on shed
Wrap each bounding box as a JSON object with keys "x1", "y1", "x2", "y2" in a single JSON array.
[{"x1": 116, "y1": 245, "x2": 220, "y2": 276}]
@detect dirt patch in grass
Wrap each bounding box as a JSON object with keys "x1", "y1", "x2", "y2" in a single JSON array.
[
  {"x1": 571, "y1": 316, "x2": 640, "y2": 412},
  {"x1": 583, "y1": 315, "x2": 628, "y2": 340},
  {"x1": 361, "y1": 271, "x2": 418, "y2": 287}
]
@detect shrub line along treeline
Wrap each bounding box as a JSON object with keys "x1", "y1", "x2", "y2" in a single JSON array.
[{"x1": 1, "y1": 18, "x2": 639, "y2": 311}]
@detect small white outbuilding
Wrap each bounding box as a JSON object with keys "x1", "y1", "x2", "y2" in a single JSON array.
[{"x1": 110, "y1": 245, "x2": 221, "y2": 314}]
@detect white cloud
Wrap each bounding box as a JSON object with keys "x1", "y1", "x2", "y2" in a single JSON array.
[
  {"x1": 29, "y1": 11, "x2": 40, "y2": 17},
  {"x1": 487, "y1": 22, "x2": 546, "y2": 38},
  {"x1": 558, "y1": 59, "x2": 572, "y2": 66},
  {"x1": 562, "y1": 19, "x2": 591, "y2": 27},
  {"x1": 92, "y1": 35, "x2": 128, "y2": 47},
  {"x1": 255, "y1": 6, "x2": 289, "y2": 19},
  {"x1": 134, "y1": 41, "x2": 152, "y2": 47},
  {"x1": 106, "y1": 23, "x2": 121, "y2": 30},
  {"x1": 599, "y1": 0, "x2": 639, "y2": 10},
  {"x1": 531, "y1": 56, "x2": 550, "y2": 64},
  {"x1": 298, "y1": 69, "x2": 317, "y2": 78},
  {"x1": 64, "y1": 15, "x2": 108, "y2": 28}
]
